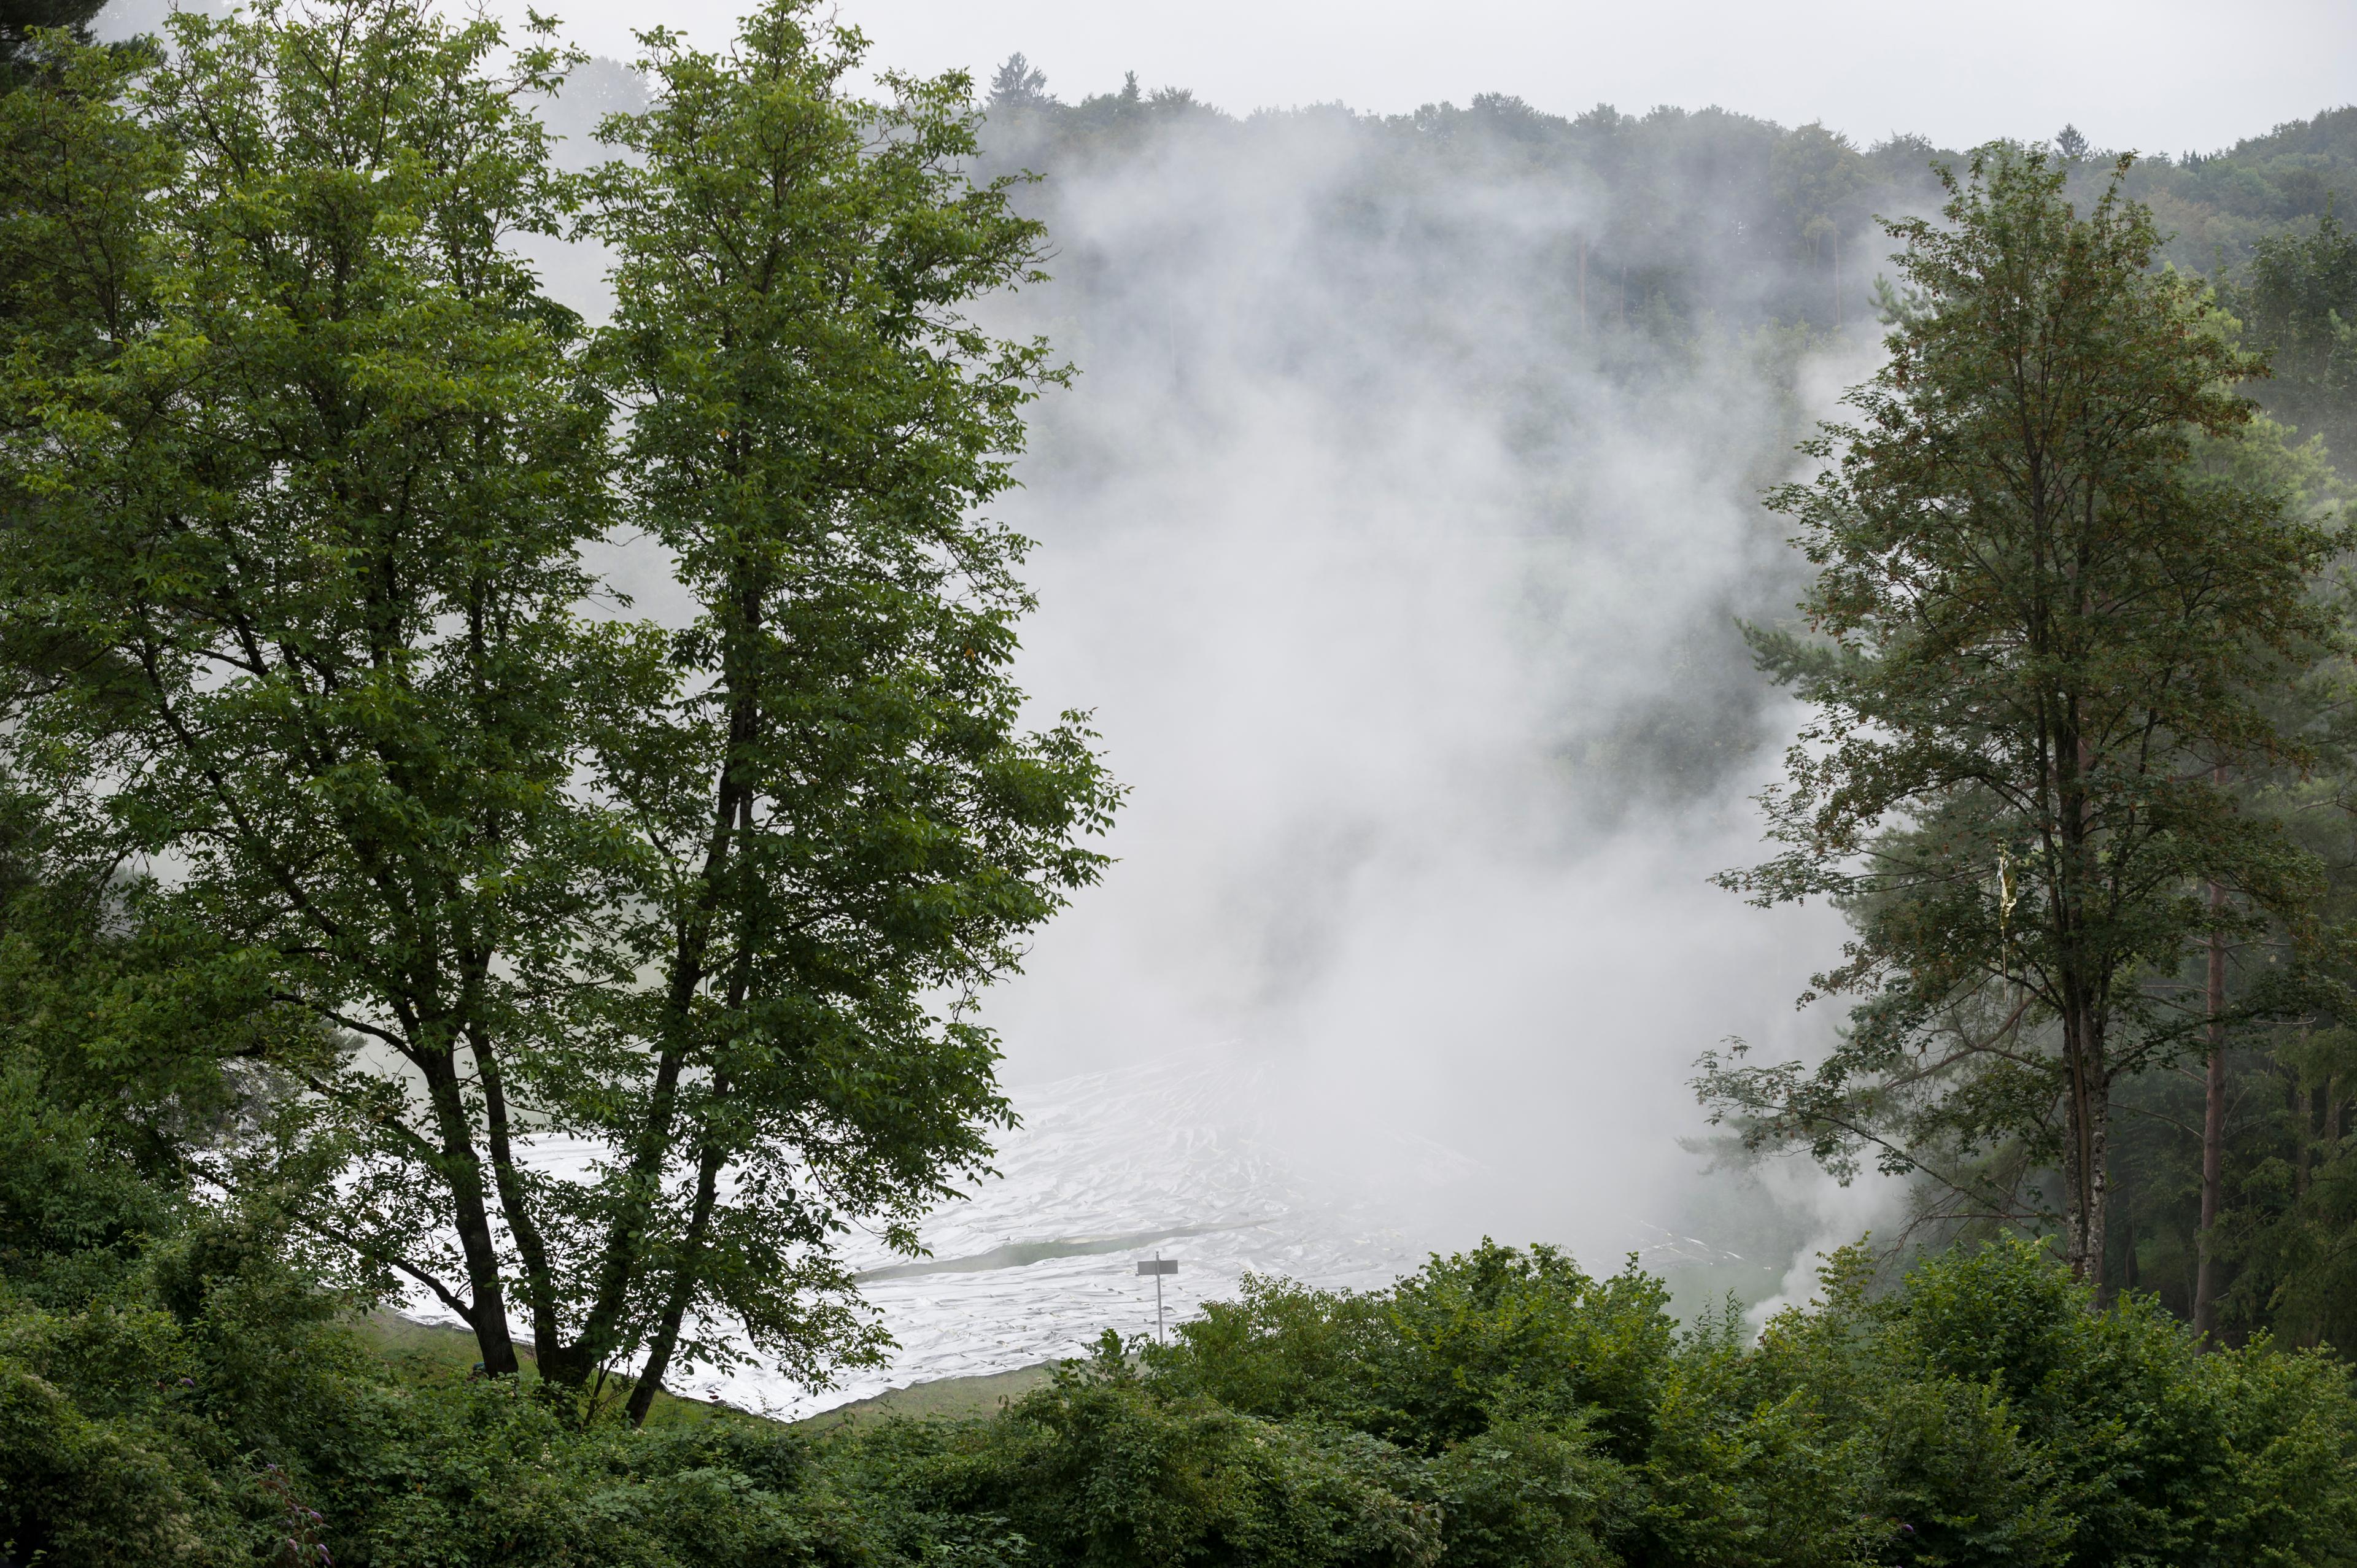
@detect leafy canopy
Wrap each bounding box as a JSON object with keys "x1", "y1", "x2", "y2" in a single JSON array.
[
  {"x1": 0, "y1": 0, "x2": 1114, "y2": 1412},
  {"x1": 1701, "y1": 145, "x2": 2342, "y2": 1281}
]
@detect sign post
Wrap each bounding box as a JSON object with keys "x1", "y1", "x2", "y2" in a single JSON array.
[{"x1": 1136, "y1": 1256, "x2": 1178, "y2": 1344}]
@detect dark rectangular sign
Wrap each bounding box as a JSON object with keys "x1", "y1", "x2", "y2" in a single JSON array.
[{"x1": 1136, "y1": 1259, "x2": 1178, "y2": 1275}]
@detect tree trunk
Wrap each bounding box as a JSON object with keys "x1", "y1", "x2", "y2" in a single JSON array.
[
  {"x1": 566, "y1": 683, "x2": 757, "y2": 1385},
  {"x1": 2293, "y1": 1075, "x2": 2313, "y2": 1199},
  {"x1": 2192, "y1": 870, "x2": 2228, "y2": 1342},
  {"x1": 2059, "y1": 979, "x2": 2110, "y2": 1286},
  {"x1": 421, "y1": 1052, "x2": 521, "y2": 1378},
  {"x1": 473, "y1": 1021, "x2": 566, "y2": 1369},
  {"x1": 2067, "y1": 1103, "x2": 2110, "y2": 1285},
  {"x1": 2053, "y1": 726, "x2": 2110, "y2": 1287},
  {"x1": 623, "y1": 1137, "x2": 726, "y2": 1427},
  {"x1": 625, "y1": 987, "x2": 747, "y2": 1426}
]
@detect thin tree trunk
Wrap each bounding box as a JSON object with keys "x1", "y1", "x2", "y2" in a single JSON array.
[
  {"x1": 2293, "y1": 1073, "x2": 2313, "y2": 1199},
  {"x1": 471, "y1": 1018, "x2": 568, "y2": 1369},
  {"x1": 2061, "y1": 1016, "x2": 2110, "y2": 1284},
  {"x1": 2192, "y1": 863, "x2": 2228, "y2": 1342},
  {"x1": 565, "y1": 652, "x2": 759, "y2": 1384},
  {"x1": 2081, "y1": 1087, "x2": 2110, "y2": 1287},
  {"x1": 2056, "y1": 732, "x2": 2110, "y2": 1287},
  {"x1": 627, "y1": 951, "x2": 755, "y2": 1426},
  {"x1": 624, "y1": 1135, "x2": 727, "y2": 1427},
  {"x1": 2121, "y1": 1194, "x2": 2138, "y2": 1291}
]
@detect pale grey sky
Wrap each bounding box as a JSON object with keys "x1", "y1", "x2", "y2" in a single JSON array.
[
  {"x1": 97, "y1": 0, "x2": 2355, "y2": 152},
  {"x1": 575, "y1": 0, "x2": 2349, "y2": 154}
]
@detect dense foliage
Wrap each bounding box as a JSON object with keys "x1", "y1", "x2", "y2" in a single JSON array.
[
  {"x1": 0, "y1": 0, "x2": 104, "y2": 82},
  {"x1": 2229, "y1": 212, "x2": 2357, "y2": 471},
  {"x1": 6, "y1": 1120, "x2": 2354, "y2": 1568},
  {"x1": 0, "y1": 0, "x2": 1113, "y2": 1410},
  {"x1": 1700, "y1": 145, "x2": 2345, "y2": 1287}
]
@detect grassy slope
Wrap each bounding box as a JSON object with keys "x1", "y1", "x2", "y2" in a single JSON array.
[
  {"x1": 355, "y1": 1310, "x2": 1056, "y2": 1429},
  {"x1": 794, "y1": 1363, "x2": 1059, "y2": 1430},
  {"x1": 354, "y1": 1311, "x2": 743, "y2": 1429}
]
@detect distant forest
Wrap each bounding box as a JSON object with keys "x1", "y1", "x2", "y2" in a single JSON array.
[
  {"x1": 970, "y1": 64, "x2": 2355, "y2": 320},
  {"x1": 527, "y1": 53, "x2": 2357, "y2": 481}
]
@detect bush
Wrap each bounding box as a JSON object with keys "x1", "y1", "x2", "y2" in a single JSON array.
[
  {"x1": 1148, "y1": 1238, "x2": 2357, "y2": 1568},
  {"x1": 835, "y1": 1334, "x2": 1445, "y2": 1567},
  {"x1": 5, "y1": 1097, "x2": 2353, "y2": 1568}
]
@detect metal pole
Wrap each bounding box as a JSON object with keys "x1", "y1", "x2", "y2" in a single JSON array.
[{"x1": 1136, "y1": 1256, "x2": 1177, "y2": 1345}]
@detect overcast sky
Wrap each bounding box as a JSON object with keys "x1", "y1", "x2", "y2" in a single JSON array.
[
  {"x1": 97, "y1": 0, "x2": 2355, "y2": 153},
  {"x1": 555, "y1": 0, "x2": 2352, "y2": 155}
]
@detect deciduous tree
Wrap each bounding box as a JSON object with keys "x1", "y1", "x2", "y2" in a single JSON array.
[
  {"x1": 567, "y1": 0, "x2": 1117, "y2": 1418},
  {"x1": 0, "y1": 0, "x2": 1113, "y2": 1415},
  {"x1": 1700, "y1": 147, "x2": 2341, "y2": 1286}
]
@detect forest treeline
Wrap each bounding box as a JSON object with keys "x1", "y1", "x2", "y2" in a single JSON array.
[
  {"x1": 970, "y1": 54, "x2": 2355, "y2": 352},
  {"x1": 6, "y1": 0, "x2": 2357, "y2": 1562}
]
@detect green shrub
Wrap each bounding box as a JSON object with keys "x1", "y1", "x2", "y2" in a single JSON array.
[
  {"x1": 906, "y1": 1334, "x2": 1444, "y2": 1567},
  {"x1": 0, "y1": 1353, "x2": 236, "y2": 1566},
  {"x1": 1148, "y1": 1237, "x2": 2357, "y2": 1568},
  {"x1": 6, "y1": 1102, "x2": 2353, "y2": 1568},
  {"x1": 1159, "y1": 1243, "x2": 1674, "y2": 1461}
]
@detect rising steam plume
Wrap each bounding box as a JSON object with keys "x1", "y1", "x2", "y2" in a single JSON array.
[{"x1": 962, "y1": 89, "x2": 1902, "y2": 1283}]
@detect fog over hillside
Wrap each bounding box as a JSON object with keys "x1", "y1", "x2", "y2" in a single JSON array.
[
  {"x1": 951, "y1": 91, "x2": 1894, "y2": 1288},
  {"x1": 359, "y1": 58, "x2": 2357, "y2": 1363}
]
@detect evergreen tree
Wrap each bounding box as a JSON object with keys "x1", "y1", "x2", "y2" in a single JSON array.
[
  {"x1": 0, "y1": 0, "x2": 107, "y2": 83},
  {"x1": 987, "y1": 50, "x2": 1052, "y2": 110}
]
